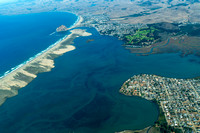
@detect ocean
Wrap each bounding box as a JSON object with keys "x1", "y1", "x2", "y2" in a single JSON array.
[
  {"x1": 0, "y1": 12, "x2": 77, "y2": 77},
  {"x1": 0, "y1": 12, "x2": 200, "y2": 133}
]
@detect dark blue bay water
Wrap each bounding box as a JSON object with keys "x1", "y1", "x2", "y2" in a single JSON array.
[
  {"x1": 0, "y1": 13, "x2": 200, "y2": 133},
  {"x1": 0, "y1": 12, "x2": 77, "y2": 76}
]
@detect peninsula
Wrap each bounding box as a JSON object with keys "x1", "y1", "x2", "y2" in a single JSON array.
[
  {"x1": 0, "y1": 16, "x2": 91, "y2": 106},
  {"x1": 120, "y1": 74, "x2": 200, "y2": 133},
  {"x1": 1, "y1": 0, "x2": 200, "y2": 55}
]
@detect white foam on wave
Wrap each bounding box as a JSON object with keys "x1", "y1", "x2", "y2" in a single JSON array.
[
  {"x1": 49, "y1": 32, "x2": 56, "y2": 36},
  {"x1": 70, "y1": 14, "x2": 80, "y2": 29},
  {"x1": 0, "y1": 15, "x2": 80, "y2": 79}
]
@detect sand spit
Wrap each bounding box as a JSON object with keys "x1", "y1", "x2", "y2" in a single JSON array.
[{"x1": 0, "y1": 29, "x2": 91, "y2": 106}]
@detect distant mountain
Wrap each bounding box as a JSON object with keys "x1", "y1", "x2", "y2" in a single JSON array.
[{"x1": 0, "y1": 0, "x2": 199, "y2": 24}]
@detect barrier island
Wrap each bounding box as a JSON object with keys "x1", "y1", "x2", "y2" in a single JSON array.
[{"x1": 0, "y1": 19, "x2": 91, "y2": 106}]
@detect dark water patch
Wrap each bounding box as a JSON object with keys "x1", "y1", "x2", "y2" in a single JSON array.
[
  {"x1": 64, "y1": 94, "x2": 113, "y2": 129},
  {"x1": 188, "y1": 58, "x2": 200, "y2": 64}
]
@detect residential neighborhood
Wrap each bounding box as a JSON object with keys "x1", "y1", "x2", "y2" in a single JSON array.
[
  {"x1": 120, "y1": 74, "x2": 200, "y2": 132},
  {"x1": 81, "y1": 14, "x2": 146, "y2": 39}
]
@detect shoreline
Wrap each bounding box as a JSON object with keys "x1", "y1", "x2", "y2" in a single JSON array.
[
  {"x1": 68, "y1": 15, "x2": 83, "y2": 30},
  {"x1": 117, "y1": 126, "x2": 151, "y2": 133},
  {"x1": 0, "y1": 14, "x2": 82, "y2": 79},
  {"x1": 120, "y1": 74, "x2": 200, "y2": 133},
  {"x1": 0, "y1": 15, "x2": 92, "y2": 106}
]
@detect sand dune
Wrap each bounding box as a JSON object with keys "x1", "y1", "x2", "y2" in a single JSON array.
[{"x1": 0, "y1": 28, "x2": 91, "y2": 106}]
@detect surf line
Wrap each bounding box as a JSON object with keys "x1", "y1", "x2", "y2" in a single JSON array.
[{"x1": 0, "y1": 15, "x2": 81, "y2": 79}]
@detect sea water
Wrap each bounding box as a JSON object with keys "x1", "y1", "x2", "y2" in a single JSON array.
[
  {"x1": 0, "y1": 12, "x2": 77, "y2": 77},
  {"x1": 0, "y1": 13, "x2": 200, "y2": 133}
]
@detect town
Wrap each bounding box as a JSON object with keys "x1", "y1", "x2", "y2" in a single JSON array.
[
  {"x1": 120, "y1": 74, "x2": 200, "y2": 133},
  {"x1": 80, "y1": 14, "x2": 146, "y2": 39}
]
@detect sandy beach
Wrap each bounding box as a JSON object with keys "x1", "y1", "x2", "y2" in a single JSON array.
[
  {"x1": 68, "y1": 16, "x2": 83, "y2": 30},
  {"x1": 0, "y1": 16, "x2": 91, "y2": 106}
]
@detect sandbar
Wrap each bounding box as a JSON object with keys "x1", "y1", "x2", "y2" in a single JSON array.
[{"x1": 0, "y1": 25, "x2": 91, "y2": 106}]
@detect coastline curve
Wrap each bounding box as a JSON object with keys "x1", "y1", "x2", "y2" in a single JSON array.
[{"x1": 0, "y1": 15, "x2": 91, "y2": 106}]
